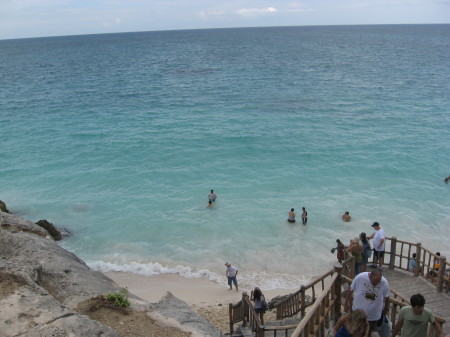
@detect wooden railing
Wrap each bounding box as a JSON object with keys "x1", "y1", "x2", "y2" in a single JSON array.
[
  {"x1": 385, "y1": 237, "x2": 449, "y2": 292},
  {"x1": 229, "y1": 292, "x2": 298, "y2": 336},
  {"x1": 290, "y1": 271, "x2": 341, "y2": 337},
  {"x1": 229, "y1": 238, "x2": 448, "y2": 336},
  {"x1": 274, "y1": 269, "x2": 335, "y2": 320}
]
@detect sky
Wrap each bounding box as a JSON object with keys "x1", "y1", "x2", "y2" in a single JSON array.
[{"x1": 0, "y1": 0, "x2": 449, "y2": 40}]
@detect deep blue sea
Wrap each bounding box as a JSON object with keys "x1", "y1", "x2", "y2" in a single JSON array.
[{"x1": 1, "y1": 25, "x2": 449, "y2": 290}]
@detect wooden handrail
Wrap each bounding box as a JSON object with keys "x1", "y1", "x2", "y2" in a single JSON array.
[
  {"x1": 229, "y1": 238, "x2": 448, "y2": 335},
  {"x1": 290, "y1": 273, "x2": 339, "y2": 337},
  {"x1": 383, "y1": 237, "x2": 449, "y2": 292},
  {"x1": 273, "y1": 269, "x2": 335, "y2": 319}
]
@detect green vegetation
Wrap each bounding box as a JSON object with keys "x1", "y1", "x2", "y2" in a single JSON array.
[{"x1": 105, "y1": 288, "x2": 131, "y2": 308}]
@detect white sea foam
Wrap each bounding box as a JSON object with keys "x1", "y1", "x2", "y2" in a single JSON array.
[{"x1": 88, "y1": 260, "x2": 311, "y2": 290}]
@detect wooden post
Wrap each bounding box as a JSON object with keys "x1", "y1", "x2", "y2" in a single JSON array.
[
  {"x1": 436, "y1": 256, "x2": 446, "y2": 292},
  {"x1": 301, "y1": 285, "x2": 306, "y2": 317},
  {"x1": 242, "y1": 292, "x2": 248, "y2": 327},
  {"x1": 389, "y1": 236, "x2": 397, "y2": 269},
  {"x1": 334, "y1": 265, "x2": 343, "y2": 321},
  {"x1": 229, "y1": 303, "x2": 233, "y2": 334},
  {"x1": 414, "y1": 243, "x2": 422, "y2": 277}
]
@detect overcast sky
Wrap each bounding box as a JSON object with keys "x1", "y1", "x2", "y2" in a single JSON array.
[{"x1": 1, "y1": 0, "x2": 449, "y2": 40}]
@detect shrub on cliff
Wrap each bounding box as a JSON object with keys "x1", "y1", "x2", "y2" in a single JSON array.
[{"x1": 35, "y1": 219, "x2": 62, "y2": 240}]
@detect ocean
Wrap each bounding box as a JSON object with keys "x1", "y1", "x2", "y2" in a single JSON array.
[{"x1": 1, "y1": 24, "x2": 449, "y2": 290}]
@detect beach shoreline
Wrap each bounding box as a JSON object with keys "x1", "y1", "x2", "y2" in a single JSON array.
[{"x1": 105, "y1": 271, "x2": 299, "y2": 333}]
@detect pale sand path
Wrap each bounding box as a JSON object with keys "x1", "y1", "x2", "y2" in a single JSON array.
[{"x1": 105, "y1": 272, "x2": 298, "y2": 333}]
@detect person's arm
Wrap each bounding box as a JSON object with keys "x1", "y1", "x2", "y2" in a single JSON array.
[
  {"x1": 432, "y1": 319, "x2": 444, "y2": 337},
  {"x1": 378, "y1": 237, "x2": 385, "y2": 249},
  {"x1": 333, "y1": 315, "x2": 346, "y2": 335},
  {"x1": 235, "y1": 269, "x2": 238, "y2": 276},
  {"x1": 391, "y1": 317, "x2": 404, "y2": 337},
  {"x1": 383, "y1": 296, "x2": 389, "y2": 315},
  {"x1": 363, "y1": 321, "x2": 369, "y2": 337},
  {"x1": 343, "y1": 288, "x2": 353, "y2": 312}
]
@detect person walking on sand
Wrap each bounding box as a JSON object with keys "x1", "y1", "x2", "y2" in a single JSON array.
[
  {"x1": 391, "y1": 293, "x2": 444, "y2": 337},
  {"x1": 209, "y1": 189, "x2": 217, "y2": 202},
  {"x1": 288, "y1": 208, "x2": 296, "y2": 223},
  {"x1": 225, "y1": 262, "x2": 238, "y2": 292},
  {"x1": 369, "y1": 222, "x2": 385, "y2": 271},
  {"x1": 301, "y1": 207, "x2": 308, "y2": 224},
  {"x1": 251, "y1": 287, "x2": 267, "y2": 325},
  {"x1": 342, "y1": 211, "x2": 352, "y2": 222}
]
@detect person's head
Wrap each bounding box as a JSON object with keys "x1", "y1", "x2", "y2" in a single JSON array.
[
  {"x1": 345, "y1": 211, "x2": 350, "y2": 215},
  {"x1": 291, "y1": 208, "x2": 294, "y2": 212},
  {"x1": 412, "y1": 253, "x2": 416, "y2": 258},
  {"x1": 360, "y1": 232, "x2": 367, "y2": 242},
  {"x1": 253, "y1": 287, "x2": 262, "y2": 298},
  {"x1": 225, "y1": 262, "x2": 231, "y2": 268},
  {"x1": 353, "y1": 237, "x2": 362, "y2": 247},
  {"x1": 210, "y1": 190, "x2": 214, "y2": 193},
  {"x1": 347, "y1": 309, "x2": 368, "y2": 334},
  {"x1": 436, "y1": 252, "x2": 441, "y2": 256},
  {"x1": 302, "y1": 207, "x2": 305, "y2": 211},
  {"x1": 371, "y1": 222, "x2": 380, "y2": 230},
  {"x1": 336, "y1": 239, "x2": 341, "y2": 244},
  {"x1": 369, "y1": 269, "x2": 383, "y2": 286},
  {"x1": 410, "y1": 293, "x2": 426, "y2": 315}
]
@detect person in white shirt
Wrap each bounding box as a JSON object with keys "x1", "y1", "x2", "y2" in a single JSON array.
[
  {"x1": 344, "y1": 270, "x2": 390, "y2": 336},
  {"x1": 369, "y1": 222, "x2": 385, "y2": 271},
  {"x1": 225, "y1": 262, "x2": 238, "y2": 292}
]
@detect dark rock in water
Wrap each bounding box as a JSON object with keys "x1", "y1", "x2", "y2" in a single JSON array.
[
  {"x1": 0, "y1": 200, "x2": 9, "y2": 213},
  {"x1": 36, "y1": 219, "x2": 62, "y2": 241}
]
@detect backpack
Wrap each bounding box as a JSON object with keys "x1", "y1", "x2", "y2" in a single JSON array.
[{"x1": 363, "y1": 242, "x2": 372, "y2": 258}]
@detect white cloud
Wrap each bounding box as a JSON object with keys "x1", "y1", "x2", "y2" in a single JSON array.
[
  {"x1": 236, "y1": 7, "x2": 278, "y2": 17},
  {"x1": 197, "y1": 10, "x2": 226, "y2": 18}
]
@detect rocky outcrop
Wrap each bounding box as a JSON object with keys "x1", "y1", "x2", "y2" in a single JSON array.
[
  {"x1": 35, "y1": 219, "x2": 62, "y2": 240},
  {"x1": 0, "y1": 200, "x2": 9, "y2": 213},
  {"x1": 0, "y1": 210, "x2": 224, "y2": 337},
  {"x1": 150, "y1": 292, "x2": 223, "y2": 337}
]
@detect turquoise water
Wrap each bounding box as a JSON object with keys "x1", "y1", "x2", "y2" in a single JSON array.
[{"x1": 1, "y1": 25, "x2": 449, "y2": 290}]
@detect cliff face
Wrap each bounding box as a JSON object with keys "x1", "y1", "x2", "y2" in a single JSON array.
[{"x1": 0, "y1": 210, "x2": 223, "y2": 337}]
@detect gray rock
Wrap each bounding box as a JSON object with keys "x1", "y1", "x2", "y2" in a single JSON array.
[
  {"x1": 0, "y1": 200, "x2": 9, "y2": 213},
  {"x1": 151, "y1": 291, "x2": 224, "y2": 337},
  {"x1": 0, "y1": 211, "x2": 224, "y2": 337}
]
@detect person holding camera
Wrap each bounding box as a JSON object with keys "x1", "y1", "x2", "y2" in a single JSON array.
[{"x1": 344, "y1": 270, "x2": 390, "y2": 336}]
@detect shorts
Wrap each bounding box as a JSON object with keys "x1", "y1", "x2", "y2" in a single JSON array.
[
  {"x1": 255, "y1": 307, "x2": 264, "y2": 314},
  {"x1": 374, "y1": 250, "x2": 385, "y2": 259},
  {"x1": 337, "y1": 251, "x2": 344, "y2": 261},
  {"x1": 227, "y1": 276, "x2": 237, "y2": 287}
]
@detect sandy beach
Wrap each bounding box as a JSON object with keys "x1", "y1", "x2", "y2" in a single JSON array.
[{"x1": 105, "y1": 272, "x2": 299, "y2": 333}]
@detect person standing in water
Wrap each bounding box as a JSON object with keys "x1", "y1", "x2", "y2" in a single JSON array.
[
  {"x1": 288, "y1": 208, "x2": 296, "y2": 223},
  {"x1": 342, "y1": 211, "x2": 352, "y2": 222},
  {"x1": 301, "y1": 207, "x2": 308, "y2": 224},
  {"x1": 209, "y1": 189, "x2": 217, "y2": 202}
]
